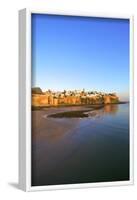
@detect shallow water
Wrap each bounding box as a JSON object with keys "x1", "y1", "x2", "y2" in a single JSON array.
[{"x1": 32, "y1": 104, "x2": 129, "y2": 186}]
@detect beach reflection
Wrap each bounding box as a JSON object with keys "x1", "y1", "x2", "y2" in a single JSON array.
[
  {"x1": 87, "y1": 104, "x2": 118, "y2": 119},
  {"x1": 104, "y1": 104, "x2": 118, "y2": 115}
]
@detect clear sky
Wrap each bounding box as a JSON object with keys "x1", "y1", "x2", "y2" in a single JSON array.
[{"x1": 31, "y1": 14, "x2": 129, "y2": 100}]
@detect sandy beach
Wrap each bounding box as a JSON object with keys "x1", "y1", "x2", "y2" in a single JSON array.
[
  {"x1": 31, "y1": 104, "x2": 129, "y2": 186},
  {"x1": 32, "y1": 106, "x2": 93, "y2": 139}
]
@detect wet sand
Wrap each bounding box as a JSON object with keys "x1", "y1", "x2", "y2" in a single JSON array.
[
  {"x1": 31, "y1": 104, "x2": 129, "y2": 186},
  {"x1": 32, "y1": 106, "x2": 91, "y2": 139}
]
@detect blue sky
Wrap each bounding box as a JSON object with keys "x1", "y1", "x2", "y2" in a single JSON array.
[{"x1": 31, "y1": 14, "x2": 129, "y2": 100}]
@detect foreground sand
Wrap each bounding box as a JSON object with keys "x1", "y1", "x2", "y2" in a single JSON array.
[
  {"x1": 31, "y1": 104, "x2": 129, "y2": 186},
  {"x1": 32, "y1": 106, "x2": 92, "y2": 139}
]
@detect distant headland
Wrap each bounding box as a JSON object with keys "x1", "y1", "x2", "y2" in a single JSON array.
[{"x1": 31, "y1": 87, "x2": 122, "y2": 107}]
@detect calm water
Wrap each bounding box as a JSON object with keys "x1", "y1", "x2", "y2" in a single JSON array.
[{"x1": 32, "y1": 104, "x2": 129, "y2": 186}]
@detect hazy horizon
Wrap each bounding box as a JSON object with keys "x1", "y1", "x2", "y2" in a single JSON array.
[{"x1": 31, "y1": 14, "x2": 129, "y2": 101}]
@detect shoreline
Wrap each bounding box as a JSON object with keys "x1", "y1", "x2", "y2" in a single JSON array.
[
  {"x1": 32, "y1": 101, "x2": 128, "y2": 111},
  {"x1": 47, "y1": 105, "x2": 104, "y2": 118}
]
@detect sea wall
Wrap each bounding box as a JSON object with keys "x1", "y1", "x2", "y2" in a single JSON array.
[{"x1": 32, "y1": 92, "x2": 119, "y2": 107}]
